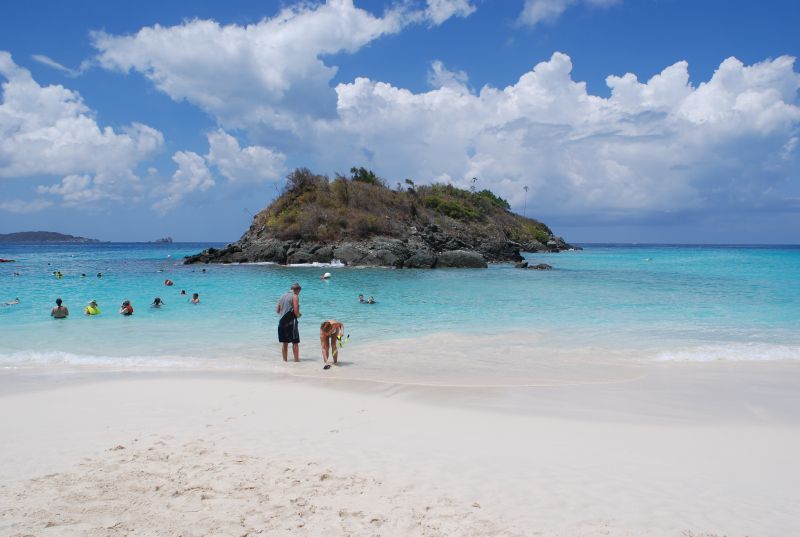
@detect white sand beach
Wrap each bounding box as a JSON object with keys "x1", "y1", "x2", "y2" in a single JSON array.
[{"x1": 1, "y1": 359, "x2": 799, "y2": 537}]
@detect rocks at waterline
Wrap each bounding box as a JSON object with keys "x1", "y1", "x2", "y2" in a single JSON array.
[{"x1": 185, "y1": 225, "x2": 578, "y2": 269}]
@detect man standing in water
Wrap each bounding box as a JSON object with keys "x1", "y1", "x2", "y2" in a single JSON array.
[{"x1": 276, "y1": 283, "x2": 301, "y2": 362}]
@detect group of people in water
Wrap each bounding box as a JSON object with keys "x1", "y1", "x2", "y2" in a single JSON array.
[
  {"x1": 43, "y1": 275, "x2": 201, "y2": 318},
  {"x1": 49, "y1": 291, "x2": 200, "y2": 318}
]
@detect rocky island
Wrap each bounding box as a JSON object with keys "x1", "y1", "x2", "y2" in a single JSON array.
[
  {"x1": 185, "y1": 168, "x2": 578, "y2": 268},
  {"x1": 0, "y1": 231, "x2": 100, "y2": 243}
]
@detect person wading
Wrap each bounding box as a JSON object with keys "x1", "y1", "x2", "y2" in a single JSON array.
[{"x1": 276, "y1": 283, "x2": 302, "y2": 362}]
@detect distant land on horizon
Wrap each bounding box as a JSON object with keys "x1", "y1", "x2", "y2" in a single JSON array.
[{"x1": 0, "y1": 231, "x2": 101, "y2": 243}]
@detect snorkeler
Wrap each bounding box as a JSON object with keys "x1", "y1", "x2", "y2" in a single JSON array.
[
  {"x1": 2, "y1": 297, "x2": 20, "y2": 306},
  {"x1": 151, "y1": 297, "x2": 164, "y2": 308}
]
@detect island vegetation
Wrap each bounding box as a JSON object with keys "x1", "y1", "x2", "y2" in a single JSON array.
[{"x1": 186, "y1": 167, "x2": 576, "y2": 268}]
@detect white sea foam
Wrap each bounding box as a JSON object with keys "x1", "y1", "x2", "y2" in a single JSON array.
[
  {"x1": 287, "y1": 260, "x2": 346, "y2": 268},
  {"x1": 217, "y1": 261, "x2": 277, "y2": 266},
  {"x1": 0, "y1": 351, "x2": 207, "y2": 370},
  {"x1": 654, "y1": 343, "x2": 800, "y2": 362}
]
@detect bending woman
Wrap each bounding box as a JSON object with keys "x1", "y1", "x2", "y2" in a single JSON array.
[{"x1": 319, "y1": 320, "x2": 344, "y2": 369}]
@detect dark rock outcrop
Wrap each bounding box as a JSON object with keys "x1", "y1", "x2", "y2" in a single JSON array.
[
  {"x1": 185, "y1": 224, "x2": 577, "y2": 269},
  {"x1": 434, "y1": 250, "x2": 488, "y2": 268},
  {"x1": 522, "y1": 236, "x2": 582, "y2": 253}
]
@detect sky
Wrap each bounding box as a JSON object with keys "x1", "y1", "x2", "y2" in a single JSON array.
[{"x1": 0, "y1": 0, "x2": 798, "y2": 243}]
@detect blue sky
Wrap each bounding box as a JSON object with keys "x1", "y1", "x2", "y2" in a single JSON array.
[{"x1": 1, "y1": 0, "x2": 798, "y2": 243}]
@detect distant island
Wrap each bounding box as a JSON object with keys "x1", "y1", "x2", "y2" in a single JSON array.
[
  {"x1": 186, "y1": 167, "x2": 578, "y2": 268},
  {"x1": 153, "y1": 237, "x2": 173, "y2": 243},
  {"x1": 0, "y1": 231, "x2": 100, "y2": 243}
]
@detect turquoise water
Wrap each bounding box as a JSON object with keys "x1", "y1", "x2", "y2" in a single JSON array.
[{"x1": 1, "y1": 242, "x2": 799, "y2": 370}]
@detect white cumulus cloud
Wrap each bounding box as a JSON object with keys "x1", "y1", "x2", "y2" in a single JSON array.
[
  {"x1": 92, "y1": 0, "x2": 472, "y2": 132},
  {"x1": 428, "y1": 60, "x2": 469, "y2": 90},
  {"x1": 153, "y1": 151, "x2": 215, "y2": 214},
  {"x1": 324, "y1": 53, "x2": 800, "y2": 219},
  {"x1": 0, "y1": 51, "x2": 163, "y2": 206},
  {"x1": 424, "y1": 0, "x2": 476, "y2": 25},
  {"x1": 206, "y1": 130, "x2": 285, "y2": 184},
  {"x1": 0, "y1": 52, "x2": 163, "y2": 179},
  {"x1": 88, "y1": 6, "x2": 799, "y2": 225},
  {"x1": 519, "y1": 0, "x2": 620, "y2": 27}
]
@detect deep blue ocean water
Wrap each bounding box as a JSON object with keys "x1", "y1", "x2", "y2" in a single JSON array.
[{"x1": 1, "y1": 242, "x2": 798, "y2": 371}]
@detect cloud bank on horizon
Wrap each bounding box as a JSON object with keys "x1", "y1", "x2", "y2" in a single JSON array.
[{"x1": 0, "y1": 0, "x2": 798, "y2": 239}]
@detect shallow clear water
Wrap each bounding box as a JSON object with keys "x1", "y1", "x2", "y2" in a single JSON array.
[{"x1": 1, "y1": 242, "x2": 799, "y2": 372}]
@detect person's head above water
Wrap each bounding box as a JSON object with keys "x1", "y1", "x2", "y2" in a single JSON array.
[
  {"x1": 291, "y1": 282, "x2": 301, "y2": 292},
  {"x1": 153, "y1": 297, "x2": 162, "y2": 305},
  {"x1": 358, "y1": 294, "x2": 364, "y2": 302},
  {"x1": 55, "y1": 298, "x2": 62, "y2": 306},
  {"x1": 180, "y1": 290, "x2": 186, "y2": 295}
]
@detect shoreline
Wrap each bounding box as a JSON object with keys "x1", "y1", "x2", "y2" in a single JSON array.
[
  {"x1": 2, "y1": 364, "x2": 799, "y2": 536},
  {"x1": 4, "y1": 327, "x2": 800, "y2": 382}
]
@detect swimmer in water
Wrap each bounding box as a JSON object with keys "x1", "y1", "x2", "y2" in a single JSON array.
[
  {"x1": 358, "y1": 294, "x2": 365, "y2": 303},
  {"x1": 2, "y1": 298, "x2": 20, "y2": 306},
  {"x1": 191, "y1": 293, "x2": 200, "y2": 304},
  {"x1": 119, "y1": 300, "x2": 134, "y2": 316},
  {"x1": 151, "y1": 297, "x2": 164, "y2": 308},
  {"x1": 180, "y1": 290, "x2": 187, "y2": 295},
  {"x1": 97, "y1": 272, "x2": 103, "y2": 278},
  {"x1": 164, "y1": 279, "x2": 174, "y2": 286},
  {"x1": 320, "y1": 272, "x2": 331, "y2": 280},
  {"x1": 367, "y1": 296, "x2": 375, "y2": 304},
  {"x1": 84, "y1": 300, "x2": 101, "y2": 315},
  {"x1": 51, "y1": 298, "x2": 69, "y2": 318}
]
